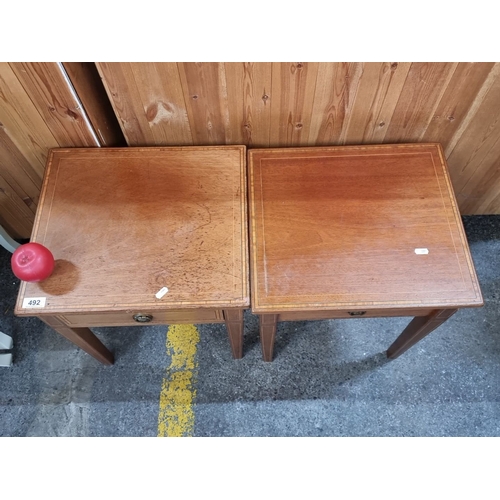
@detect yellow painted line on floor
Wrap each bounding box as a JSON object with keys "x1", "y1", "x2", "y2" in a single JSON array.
[{"x1": 157, "y1": 324, "x2": 200, "y2": 437}]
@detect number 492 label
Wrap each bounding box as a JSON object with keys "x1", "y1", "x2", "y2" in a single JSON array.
[{"x1": 22, "y1": 297, "x2": 47, "y2": 308}]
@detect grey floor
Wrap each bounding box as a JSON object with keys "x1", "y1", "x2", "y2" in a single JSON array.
[{"x1": 1, "y1": 215, "x2": 499, "y2": 437}]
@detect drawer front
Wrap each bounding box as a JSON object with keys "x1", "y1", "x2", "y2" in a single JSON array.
[
  {"x1": 59, "y1": 309, "x2": 225, "y2": 327},
  {"x1": 277, "y1": 308, "x2": 435, "y2": 322}
]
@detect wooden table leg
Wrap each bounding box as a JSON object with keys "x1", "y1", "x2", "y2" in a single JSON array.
[
  {"x1": 41, "y1": 316, "x2": 114, "y2": 365},
  {"x1": 259, "y1": 314, "x2": 278, "y2": 362},
  {"x1": 223, "y1": 309, "x2": 244, "y2": 359},
  {"x1": 387, "y1": 309, "x2": 458, "y2": 359}
]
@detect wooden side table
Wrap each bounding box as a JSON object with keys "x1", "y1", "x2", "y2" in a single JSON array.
[
  {"x1": 15, "y1": 146, "x2": 249, "y2": 365},
  {"x1": 248, "y1": 144, "x2": 483, "y2": 361}
]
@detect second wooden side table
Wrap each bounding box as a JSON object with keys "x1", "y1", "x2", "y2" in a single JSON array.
[{"x1": 248, "y1": 144, "x2": 483, "y2": 361}]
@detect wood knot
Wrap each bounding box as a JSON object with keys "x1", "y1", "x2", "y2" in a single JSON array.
[
  {"x1": 22, "y1": 197, "x2": 34, "y2": 208},
  {"x1": 146, "y1": 102, "x2": 158, "y2": 122},
  {"x1": 192, "y1": 95, "x2": 199, "y2": 100},
  {"x1": 262, "y1": 94, "x2": 269, "y2": 101},
  {"x1": 390, "y1": 62, "x2": 398, "y2": 70},
  {"x1": 66, "y1": 108, "x2": 79, "y2": 120},
  {"x1": 296, "y1": 123, "x2": 303, "y2": 129},
  {"x1": 447, "y1": 116, "x2": 455, "y2": 121},
  {"x1": 48, "y1": 106, "x2": 56, "y2": 112},
  {"x1": 297, "y1": 63, "x2": 303, "y2": 69},
  {"x1": 379, "y1": 121, "x2": 385, "y2": 127},
  {"x1": 244, "y1": 123, "x2": 251, "y2": 130}
]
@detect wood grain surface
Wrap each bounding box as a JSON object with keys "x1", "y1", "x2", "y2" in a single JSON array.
[
  {"x1": 62, "y1": 62, "x2": 126, "y2": 147},
  {"x1": 9, "y1": 63, "x2": 100, "y2": 147},
  {"x1": 225, "y1": 62, "x2": 272, "y2": 147},
  {"x1": 269, "y1": 62, "x2": 319, "y2": 147},
  {"x1": 95, "y1": 62, "x2": 500, "y2": 215},
  {"x1": 15, "y1": 146, "x2": 249, "y2": 315},
  {"x1": 248, "y1": 144, "x2": 483, "y2": 313},
  {"x1": 0, "y1": 63, "x2": 105, "y2": 238},
  {"x1": 57, "y1": 309, "x2": 225, "y2": 327},
  {"x1": 383, "y1": 63, "x2": 458, "y2": 143},
  {"x1": 4, "y1": 62, "x2": 500, "y2": 240},
  {"x1": 277, "y1": 308, "x2": 435, "y2": 322}
]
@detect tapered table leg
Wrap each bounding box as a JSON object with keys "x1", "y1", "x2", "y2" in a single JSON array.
[
  {"x1": 41, "y1": 316, "x2": 114, "y2": 365},
  {"x1": 259, "y1": 314, "x2": 278, "y2": 362},
  {"x1": 223, "y1": 309, "x2": 244, "y2": 359},
  {"x1": 387, "y1": 309, "x2": 458, "y2": 359}
]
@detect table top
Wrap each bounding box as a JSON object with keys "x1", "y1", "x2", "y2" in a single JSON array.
[
  {"x1": 248, "y1": 144, "x2": 483, "y2": 313},
  {"x1": 15, "y1": 146, "x2": 249, "y2": 315}
]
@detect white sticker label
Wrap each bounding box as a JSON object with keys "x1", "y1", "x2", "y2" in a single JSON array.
[
  {"x1": 22, "y1": 297, "x2": 46, "y2": 308},
  {"x1": 414, "y1": 248, "x2": 429, "y2": 255},
  {"x1": 155, "y1": 287, "x2": 169, "y2": 299}
]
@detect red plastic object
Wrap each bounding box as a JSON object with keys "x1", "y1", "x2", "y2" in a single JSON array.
[{"x1": 11, "y1": 242, "x2": 55, "y2": 282}]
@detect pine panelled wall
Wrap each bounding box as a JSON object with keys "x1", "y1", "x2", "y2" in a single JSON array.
[
  {"x1": 1, "y1": 62, "x2": 500, "y2": 238},
  {"x1": 0, "y1": 62, "x2": 123, "y2": 238}
]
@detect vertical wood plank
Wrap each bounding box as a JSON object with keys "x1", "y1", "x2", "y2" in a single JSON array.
[
  {"x1": 96, "y1": 62, "x2": 157, "y2": 145},
  {"x1": 384, "y1": 62, "x2": 457, "y2": 142},
  {"x1": 459, "y1": 149, "x2": 500, "y2": 214},
  {"x1": 446, "y1": 69, "x2": 500, "y2": 213},
  {"x1": 307, "y1": 62, "x2": 362, "y2": 146},
  {"x1": 0, "y1": 62, "x2": 58, "y2": 176},
  {"x1": 270, "y1": 62, "x2": 319, "y2": 147},
  {"x1": 177, "y1": 63, "x2": 228, "y2": 145},
  {"x1": 44, "y1": 61, "x2": 500, "y2": 214},
  {"x1": 476, "y1": 178, "x2": 500, "y2": 214},
  {"x1": 453, "y1": 132, "x2": 500, "y2": 214},
  {"x1": 0, "y1": 62, "x2": 119, "y2": 238},
  {"x1": 222, "y1": 63, "x2": 244, "y2": 146},
  {"x1": 445, "y1": 63, "x2": 500, "y2": 157},
  {"x1": 129, "y1": 63, "x2": 193, "y2": 146},
  {"x1": 62, "y1": 62, "x2": 126, "y2": 147},
  {"x1": 0, "y1": 126, "x2": 41, "y2": 210},
  {"x1": 421, "y1": 62, "x2": 495, "y2": 150},
  {"x1": 10, "y1": 62, "x2": 99, "y2": 146},
  {"x1": 224, "y1": 63, "x2": 272, "y2": 147},
  {"x1": 342, "y1": 62, "x2": 411, "y2": 144},
  {"x1": 0, "y1": 174, "x2": 36, "y2": 238}
]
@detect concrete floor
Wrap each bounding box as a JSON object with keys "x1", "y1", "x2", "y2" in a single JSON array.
[{"x1": 1, "y1": 215, "x2": 499, "y2": 437}]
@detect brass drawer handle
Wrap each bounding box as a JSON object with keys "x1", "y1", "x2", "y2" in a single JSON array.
[
  {"x1": 133, "y1": 313, "x2": 153, "y2": 323},
  {"x1": 348, "y1": 311, "x2": 366, "y2": 316}
]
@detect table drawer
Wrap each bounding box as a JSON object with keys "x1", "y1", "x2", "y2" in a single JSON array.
[
  {"x1": 59, "y1": 309, "x2": 225, "y2": 327},
  {"x1": 277, "y1": 308, "x2": 435, "y2": 322}
]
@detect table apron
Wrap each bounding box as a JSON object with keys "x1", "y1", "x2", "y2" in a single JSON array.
[
  {"x1": 54, "y1": 308, "x2": 227, "y2": 327},
  {"x1": 276, "y1": 308, "x2": 438, "y2": 322}
]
